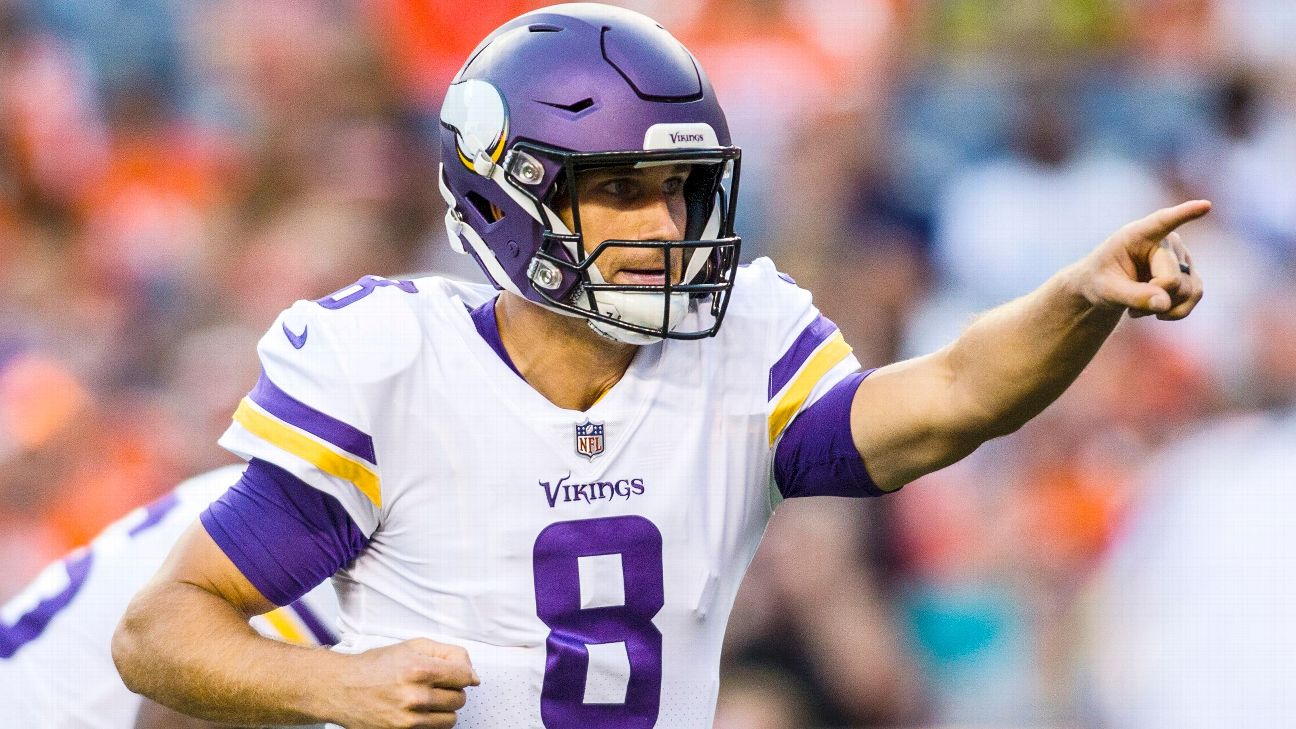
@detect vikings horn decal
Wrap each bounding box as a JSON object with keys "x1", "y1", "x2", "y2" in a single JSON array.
[{"x1": 441, "y1": 79, "x2": 509, "y2": 173}]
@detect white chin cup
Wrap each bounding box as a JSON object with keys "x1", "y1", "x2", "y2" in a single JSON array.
[{"x1": 585, "y1": 290, "x2": 689, "y2": 345}]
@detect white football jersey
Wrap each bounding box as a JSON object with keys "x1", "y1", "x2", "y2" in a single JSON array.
[
  {"x1": 219, "y1": 258, "x2": 861, "y2": 728},
  {"x1": 0, "y1": 466, "x2": 340, "y2": 728}
]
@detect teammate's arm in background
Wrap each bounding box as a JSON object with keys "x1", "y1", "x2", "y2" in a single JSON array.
[
  {"x1": 852, "y1": 201, "x2": 1209, "y2": 491},
  {"x1": 113, "y1": 521, "x2": 477, "y2": 729}
]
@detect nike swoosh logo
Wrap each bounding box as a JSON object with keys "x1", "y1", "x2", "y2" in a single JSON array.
[{"x1": 283, "y1": 323, "x2": 308, "y2": 349}]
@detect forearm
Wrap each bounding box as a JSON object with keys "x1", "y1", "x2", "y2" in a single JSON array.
[
  {"x1": 850, "y1": 267, "x2": 1127, "y2": 490},
  {"x1": 853, "y1": 201, "x2": 1207, "y2": 491},
  {"x1": 113, "y1": 580, "x2": 345, "y2": 726},
  {"x1": 944, "y1": 263, "x2": 1122, "y2": 437},
  {"x1": 134, "y1": 697, "x2": 248, "y2": 729}
]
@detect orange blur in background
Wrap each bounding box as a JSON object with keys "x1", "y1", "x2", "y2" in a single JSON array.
[{"x1": 2, "y1": 1, "x2": 1294, "y2": 727}]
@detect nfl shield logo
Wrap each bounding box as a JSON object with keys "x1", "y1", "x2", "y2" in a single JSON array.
[{"x1": 574, "y1": 420, "x2": 605, "y2": 460}]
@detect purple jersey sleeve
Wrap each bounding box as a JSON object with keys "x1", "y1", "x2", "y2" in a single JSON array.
[
  {"x1": 773, "y1": 369, "x2": 892, "y2": 498},
  {"x1": 200, "y1": 459, "x2": 368, "y2": 606}
]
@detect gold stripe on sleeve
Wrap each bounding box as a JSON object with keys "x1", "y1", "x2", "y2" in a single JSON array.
[
  {"x1": 232, "y1": 398, "x2": 382, "y2": 507},
  {"x1": 261, "y1": 607, "x2": 310, "y2": 646},
  {"x1": 768, "y1": 333, "x2": 853, "y2": 445}
]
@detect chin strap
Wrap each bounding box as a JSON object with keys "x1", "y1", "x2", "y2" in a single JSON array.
[
  {"x1": 585, "y1": 295, "x2": 688, "y2": 344},
  {"x1": 579, "y1": 248, "x2": 690, "y2": 344}
]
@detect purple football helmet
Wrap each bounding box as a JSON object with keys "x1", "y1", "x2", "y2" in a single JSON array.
[{"x1": 438, "y1": 3, "x2": 741, "y2": 344}]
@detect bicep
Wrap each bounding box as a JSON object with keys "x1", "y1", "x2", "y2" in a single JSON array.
[
  {"x1": 850, "y1": 348, "x2": 983, "y2": 491},
  {"x1": 147, "y1": 520, "x2": 277, "y2": 618},
  {"x1": 114, "y1": 521, "x2": 277, "y2": 693}
]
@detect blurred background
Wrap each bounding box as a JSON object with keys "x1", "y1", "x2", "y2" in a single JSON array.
[{"x1": 1, "y1": 0, "x2": 1294, "y2": 726}]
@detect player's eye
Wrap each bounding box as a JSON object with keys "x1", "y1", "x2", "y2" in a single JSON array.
[
  {"x1": 662, "y1": 176, "x2": 686, "y2": 196},
  {"x1": 599, "y1": 178, "x2": 640, "y2": 200}
]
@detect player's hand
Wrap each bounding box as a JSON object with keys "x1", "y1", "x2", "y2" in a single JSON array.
[
  {"x1": 1070, "y1": 200, "x2": 1210, "y2": 320},
  {"x1": 327, "y1": 638, "x2": 479, "y2": 729}
]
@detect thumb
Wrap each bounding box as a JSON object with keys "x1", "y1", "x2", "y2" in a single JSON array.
[{"x1": 1097, "y1": 273, "x2": 1172, "y2": 313}]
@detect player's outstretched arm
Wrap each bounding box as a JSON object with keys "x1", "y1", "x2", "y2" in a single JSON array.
[
  {"x1": 851, "y1": 200, "x2": 1210, "y2": 491},
  {"x1": 113, "y1": 521, "x2": 478, "y2": 729}
]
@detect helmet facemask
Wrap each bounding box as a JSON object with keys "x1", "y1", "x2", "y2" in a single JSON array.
[{"x1": 511, "y1": 143, "x2": 742, "y2": 344}]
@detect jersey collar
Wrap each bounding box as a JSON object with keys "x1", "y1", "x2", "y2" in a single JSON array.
[{"x1": 469, "y1": 296, "x2": 523, "y2": 380}]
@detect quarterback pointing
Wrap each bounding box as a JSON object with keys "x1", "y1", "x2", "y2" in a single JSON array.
[{"x1": 113, "y1": 4, "x2": 1207, "y2": 728}]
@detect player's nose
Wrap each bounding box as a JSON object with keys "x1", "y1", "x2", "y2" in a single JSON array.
[{"x1": 638, "y1": 194, "x2": 684, "y2": 242}]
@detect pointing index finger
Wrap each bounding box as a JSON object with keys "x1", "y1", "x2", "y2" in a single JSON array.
[{"x1": 1128, "y1": 200, "x2": 1211, "y2": 242}]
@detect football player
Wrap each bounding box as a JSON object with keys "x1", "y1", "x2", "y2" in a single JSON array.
[
  {"x1": 112, "y1": 5, "x2": 1208, "y2": 728},
  {"x1": 0, "y1": 465, "x2": 338, "y2": 728}
]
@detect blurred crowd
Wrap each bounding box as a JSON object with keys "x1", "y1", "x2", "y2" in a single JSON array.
[{"x1": 1, "y1": 0, "x2": 1294, "y2": 727}]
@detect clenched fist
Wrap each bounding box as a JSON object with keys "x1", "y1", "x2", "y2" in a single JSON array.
[
  {"x1": 325, "y1": 638, "x2": 479, "y2": 729},
  {"x1": 1071, "y1": 199, "x2": 1210, "y2": 320}
]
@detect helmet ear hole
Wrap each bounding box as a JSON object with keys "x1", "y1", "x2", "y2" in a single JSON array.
[
  {"x1": 547, "y1": 175, "x2": 571, "y2": 211},
  {"x1": 465, "y1": 191, "x2": 506, "y2": 224}
]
